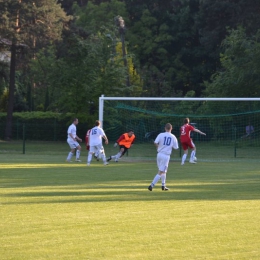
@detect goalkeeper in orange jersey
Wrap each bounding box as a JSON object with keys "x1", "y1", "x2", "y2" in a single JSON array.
[{"x1": 107, "y1": 130, "x2": 135, "y2": 162}]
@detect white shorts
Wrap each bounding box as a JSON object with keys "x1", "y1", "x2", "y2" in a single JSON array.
[
  {"x1": 67, "y1": 138, "x2": 79, "y2": 149},
  {"x1": 157, "y1": 153, "x2": 170, "y2": 173},
  {"x1": 89, "y1": 144, "x2": 104, "y2": 154}
]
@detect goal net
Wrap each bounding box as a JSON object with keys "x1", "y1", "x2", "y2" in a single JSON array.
[{"x1": 99, "y1": 97, "x2": 260, "y2": 161}]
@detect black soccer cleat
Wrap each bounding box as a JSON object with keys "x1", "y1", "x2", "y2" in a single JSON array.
[
  {"x1": 162, "y1": 186, "x2": 169, "y2": 191},
  {"x1": 148, "y1": 185, "x2": 153, "y2": 191},
  {"x1": 107, "y1": 156, "x2": 112, "y2": 162}
]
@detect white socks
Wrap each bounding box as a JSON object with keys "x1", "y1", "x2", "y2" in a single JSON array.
[
  {"x1": 182, "y1": 154, "x2": 187, "y2": 164},
  {"x1": 112, "y1": 152, "x2": 122, "y2": 160},
  {"x1": 182, "y1": 151, "x2": 196, "y2": 164},
  {"x1": 190, "y1": 150, "x2": 196, "y2": 161},
  {"x1": 161, "y1": 173, "x2": 166, "y2": 186},
  {"x1": 87, "y1": 153, "x2": 92, "y2": 164},
  {"x1": 67, "y1": 152, "x2": 73, "y2": 161},
  {"x1": 151, "y1": 173, "x2": 167, "y2": 187},
  {"x1": 151, "y1": 174, "x2": 161, "y2": 187},
  {"x1": 88, "y1": 152, "x2": 107, "y2": 164},
  {"x1": 101, "y1": 153, "x2": 107, "y2": 163},
  {"x1": 116, "y1": 152, "x2": 122, "y2": 160},
  {"x1": 67, "y1": 150, "x2": 80, "y2": 161},
  {"x1": 76, "y1": 150, "x2": 80, "y2": 160}
]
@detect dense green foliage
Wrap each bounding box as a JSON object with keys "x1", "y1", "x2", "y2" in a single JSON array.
[
  {"x1": 205, "y1": 27, "x2": 260, "y2": 97},
  {"x1": 1, "y1": 0, "x2": 260, "y2": 139}
]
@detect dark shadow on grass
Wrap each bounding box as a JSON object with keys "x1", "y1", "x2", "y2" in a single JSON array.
[
  {"x1": 1, "y1": 161, "x2": 260, "y2": 204},
  {"x1": 2, "y1": 180, "x2": 260, "y2": 205}
]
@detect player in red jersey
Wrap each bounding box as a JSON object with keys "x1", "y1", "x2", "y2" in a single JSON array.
[
  {"x1": 85, "y1": 129, "x2": 91, "y2": 151},
  {"x1": 180, "y1": 118, "x2": 206, "y2": 165}
]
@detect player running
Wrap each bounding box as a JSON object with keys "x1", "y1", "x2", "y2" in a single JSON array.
[
  {"x1": 107, "y1": 130, "x2": 135, "y2": 162},
  {"x1": 87, "y1": 120, "x2": 109, "y2": 166},
  {"x1": 85, "y1": 128, "x2": 99, "y2": 160},
  {"x1": 180, "y1": 118, "x2": 206, "y2": 165},
  {"x1": 148, "y1": 123, "x2": 179, "y2": 191},
  {"x1": 66, "y1": 118, "x2": 82, "y2": 162}
]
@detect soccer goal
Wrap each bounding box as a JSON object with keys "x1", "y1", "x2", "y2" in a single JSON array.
[{"x1": 99, "y1": 96, "x2": 260, "y2": 160}]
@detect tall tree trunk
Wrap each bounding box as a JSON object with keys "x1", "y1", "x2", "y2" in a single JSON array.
[
  {"x1": 5, "y1": 39, "x2": 16, "y2": 140},
  {"x1": 121, "y1": 33, "x2": 130, "y2": 87}
]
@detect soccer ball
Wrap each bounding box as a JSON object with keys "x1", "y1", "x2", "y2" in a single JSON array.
[{"x1": 194, "y1": 157, "x2": 197, "y2": 161}]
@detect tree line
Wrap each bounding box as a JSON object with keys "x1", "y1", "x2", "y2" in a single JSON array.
[{"x1": 1, "y1": 0, "x2": 260, "y2": 139}]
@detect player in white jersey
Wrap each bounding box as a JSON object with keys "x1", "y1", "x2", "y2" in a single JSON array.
[
  {"x1": 66, "y1": 118, "x2": 82, "y2": 162},
  {"x1": 86, "y1": 129, "x2": 100, "y2": 160},
  {"x1": 87, "y1": 120, "x2": 109, "y2": 166},
  {"x1": 148, "y1": 123, "x2": 179, "y2": 191}
]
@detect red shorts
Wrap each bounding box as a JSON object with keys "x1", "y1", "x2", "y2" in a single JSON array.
[{"x1": 181, "y1": 139, "x2": 195, "y2": 150}]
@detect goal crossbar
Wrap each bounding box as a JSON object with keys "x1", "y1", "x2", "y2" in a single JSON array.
[{"x1": 99, "y1": 95, "x2": 260, "y2": 124}]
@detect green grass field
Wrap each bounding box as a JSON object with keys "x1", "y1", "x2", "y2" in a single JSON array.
[{"x1": 1, "y1": 141, "x2": 260, "y2": 259}]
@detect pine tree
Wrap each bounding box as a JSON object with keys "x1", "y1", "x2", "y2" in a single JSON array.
[{"x1": 0, "y1": 0, "x2": 70, "y2": 139}]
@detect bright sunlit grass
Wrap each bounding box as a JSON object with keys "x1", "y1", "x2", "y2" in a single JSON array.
[{"x1": 0, "y1": 153, "x2": 260, "y2": 260}]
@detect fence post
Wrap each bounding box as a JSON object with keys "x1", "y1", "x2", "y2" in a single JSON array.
[
  {"x1": 16, "y1": 120, "x2": 19, "y2": 140},
  {"x1": 23, "y1": 123, "x2": 25, "y2": 154},
  {"x1": 54, "y1": 119, "x2": 57, "y2": 141},
  {"x1": 234, "y1": 126, "x2": 237, "y2": 158}
]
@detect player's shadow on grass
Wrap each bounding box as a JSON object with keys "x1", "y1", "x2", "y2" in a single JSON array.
[{"x1": 2, "y1": 180, "x2": 260, "y2": 205}]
